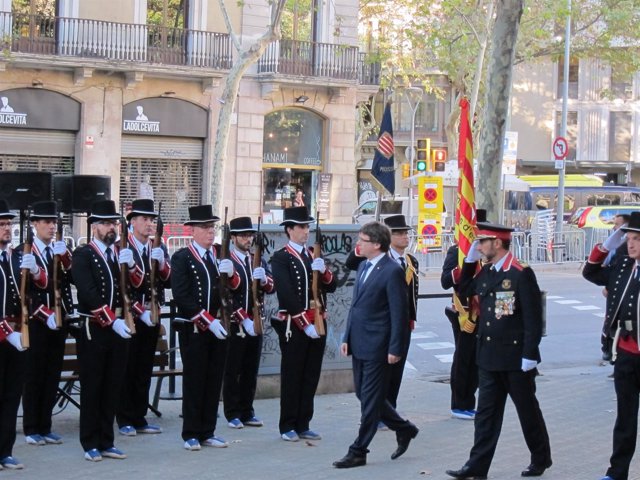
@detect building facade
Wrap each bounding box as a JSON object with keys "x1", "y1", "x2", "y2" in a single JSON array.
[{"x1": 0, "y1": 0, "x2": 379, "y2": 235}]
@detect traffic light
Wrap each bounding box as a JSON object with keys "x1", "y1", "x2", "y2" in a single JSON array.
[
  {"x1": 402, "y1": 163, "x2": 410, "y2": 178},
  {"x1": 416, "y1": 138, "x2": 430, "y2": 172},
  {"x1": 432, "y1": 148, "x2": 447, "y2": 172}
]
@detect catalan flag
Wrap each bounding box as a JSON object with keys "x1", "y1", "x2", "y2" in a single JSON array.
[
  {"x1": 371, "y1": 102, "x2": 395, "y2": 196},
  {"x1": 454, "y1": 97, "x2": 477, "y2": 332}
]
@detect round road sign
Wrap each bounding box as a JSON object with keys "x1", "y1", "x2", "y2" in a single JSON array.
[
  {"x1": 553, "y1": 137, "x2": 569, "y2": 160},
  {"x1": 422, "y1": 224, "x2": 437, "y2": 236},
  {"x1": 423, "y1": 188, "x2": 438, "y2": 202}
]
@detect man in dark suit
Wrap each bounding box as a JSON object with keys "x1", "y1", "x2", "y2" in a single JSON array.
[
  {"x1": 333, "y1": 221, "x2": 418, "y2": 469},
  {"x1": 446, "y1": 221, "x2": 551, "y2": 479},
  {"x1": 116, "y1": 199, "x2": 170, "y2": 436},
  {"x1": 72, "y1": 200, "x2": 133, "y2": 462},
  {"x1": 20, "y1": 201, "x2": 74, "y2": 446},
  {"x1": 171, "y1": 205, "x2": 240, "y2": 451},
  {"x1": 583, "y1": 212, "x2": 640, "y2": 480},
  {"x1": 223, "y1": 216, "x2": 274, "y2": 429},
  {"x1": 270, "y1": 206, "x2": 336, "y2": 442}
]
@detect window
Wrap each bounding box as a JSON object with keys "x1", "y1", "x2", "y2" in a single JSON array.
[
  {"x1": 611, "y1": 66, "x2": 634, "y2": 101},
  {"x1": 147, "y1": 0, "x2": 187, "y2": 28},
  {"x1": 281, "y1": 0, "x2": 318, "y2": 42},
  {"x1": 557, "y1": 55, "x2": 578, "y2": 99},
  {"x1": 609, "y1": 111, "x2": 632, "y2": 162},
  {"x1": 391, "y1": 91, "x2": 440, "y2": 133},
  {"x1": 555, "y1": 111, "x2": 577, "y2": 161}
]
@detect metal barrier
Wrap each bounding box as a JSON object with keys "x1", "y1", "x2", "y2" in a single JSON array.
[
  {"x1": 166, "y1": 235, "x2": 193, "y2": 256},
  {"x1": 525, "y1": 228, "x2": 585, "y2": 264},
  {"x1": 585, "y1": 227, "x2": 610, "y2": 253}
]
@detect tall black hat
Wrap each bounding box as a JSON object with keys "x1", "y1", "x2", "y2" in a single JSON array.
[
  {"x1": 621, "y1": 211, "x2": 640, "y2": 233},
  {"x1": 29, "y1": 201, "x2": 58, "y2": 220},
  {"x1": 229, "y1": 217, "x2": 256, "y2": 233},
  {"x1": 184, "y1": 205, "x2": 220, "y2": 226},
  {"x1": 279, "y1": 206, "x2": 315, "y2": 226},
  {"x1": 88, "y1": 200, "x2": 120, "y2": 224},
  {"x1": 384, "y1": 214, "x2": 411, "y2": 231},
  {"x1": 126, "y1": 199, "x2": 158, "y2": 221},
  {"x1": 0, "y1": 200, "x2": 16, "y2": 219}
]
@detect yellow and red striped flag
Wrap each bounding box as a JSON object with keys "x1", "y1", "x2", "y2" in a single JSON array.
[{"x1": 453, "y1": 97, "x2": 477, "y2": 332}]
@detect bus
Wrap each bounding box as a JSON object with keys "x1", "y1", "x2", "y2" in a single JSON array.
[{"x1": 504, "y1": 174, "x2": 640, "y2": 229}]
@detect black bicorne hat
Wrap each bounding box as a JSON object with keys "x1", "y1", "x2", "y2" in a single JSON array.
[
  {"x1": 229, "y1": 216, "x2": 256, "y2": 233},
  {"x1": 621, "y1": 212, "x2": 640, "y2": 233},
  {"x1": 184, "y1": 205, "x2": 221, "y2": 226},
  {"x1": 0, "y1": 200, "x2": 16, "y2": 219},
  {"x1": 279, "y1": 206, "x2": 315, "y2": 226}
]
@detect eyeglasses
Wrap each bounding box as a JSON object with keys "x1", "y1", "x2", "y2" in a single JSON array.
[
  {"x1": 358, "y1": 237, "x2": 374, "y2": 243},
  {"x1": 0, "y1": 221, "x2": 12, "y2": 228}
]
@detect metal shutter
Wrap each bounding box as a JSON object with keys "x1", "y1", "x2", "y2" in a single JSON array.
[{"x1": 0, "y1": 129, "x2": 76, "y2": 157}]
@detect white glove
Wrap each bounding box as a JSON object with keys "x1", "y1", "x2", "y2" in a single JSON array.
[
  {"x1": 52, "y1": 241, "x2": 67, "y2": 256},
  {"x1": 465, "y1": 240, "x2": 482, "y2": 263},
  {"x1": 46, "y1": 313, "x2": 58, "y2": 330},
  {"x1": 20, "y1": 253, "x2": 39, "y2": 274},
  {"x1": 219, "y1": 259, "x2": 234, "y2": 276},
  {"x1": 112, "y1": 318, "x2": 132, "y2": 339},
  {"x1": 304, "y1": 324, "x2": 320, "y2": 339},
  {"x1": 252, "y1": 267, "x2": 267, "y2": 284},
  {"x1": 208, "y1": 319, "x2": 228, "y2": 339},
  {"x1": 151, "y1": 247, "x2": 165, "y2": 268},
  {"x1": 241, "y1": 318, "x2": 257, "y2": 337},
  {"x1": 311, "y1": 258, "x2": 327, "y2": 274},
  {"x1": 603, "y1": 228, "x2": 626, "y2": 252},
  {"x1": 7, "y1": 332, "x2": 25, "y2": 351},
  {"x1": 521, "y1": 358, "x2": 538, "y2": 372},
  {"x1": 118, "y1": 248, "x2": 135, "y2": 268},
  {"x1": 139, "y1": 310, "x2": 153, "y2": 327}
]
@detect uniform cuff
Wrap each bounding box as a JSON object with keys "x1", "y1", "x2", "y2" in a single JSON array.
[
  {"x1": 91, "y1": 305, "x2": 116, "y2": 327},
  {"x1": 192, "y1": 309, "x2": 213, "y2": 332}
]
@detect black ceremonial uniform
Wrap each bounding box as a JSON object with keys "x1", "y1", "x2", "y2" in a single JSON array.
[
  {"x1": 457, "y1": 252, "x2": 551, "y2": 476},
  {"x1": 72, "y1": 240, "x2": 129, "y2": 453},
  {"x1": 223, "y1": 248, "x2": 274, "y2": 424},
  {"x1": 0, "y1": 247, "x2": 25, "y2": 462},
  {"x1": 441, "y1": 244, "x2": 478, "y2": 412},
  {"x1": 584, "y1": 242, "x2": 640, "y2": 480},
  {"x1": 171, "y1": 242, "x2": 241, "y2": 442},
  {"x1": 117, "y1": 234, "x2": 171, "y2": 431},
  {"x1": 270, "y1": 243, "x2": 336, "y2": 435},
  {"x1": 19, "y1": 238, "x2": 74, "y2": 440}
]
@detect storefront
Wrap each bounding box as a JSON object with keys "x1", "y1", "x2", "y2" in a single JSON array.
[
  {"x1": 262, "y1": 108, "x2": 324, "y2": 224},
  {"x1": 0, "y1": 88, "x2": 79, "y2": 177},
  {"x1": 120, "y1": 97, "x2": 208, "y2": 235}
]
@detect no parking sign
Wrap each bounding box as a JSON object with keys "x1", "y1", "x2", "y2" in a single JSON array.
[{"x1": 418, "y1": 176, "x2": 443, "y2": 248}]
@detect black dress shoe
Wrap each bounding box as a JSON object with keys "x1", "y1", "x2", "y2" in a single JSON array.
[
  {"x1": 445, "y1": 465, "x2": 488, "y2": 479},
  {"x1": 333, "y1": 452, "x2": 366, "y2": 469},
  {"x1": 390, "y1": 423, "x2": 419, "y2": 460},
  {"x1": 521, "y1": 463, "x2": 550, "y2": 477}
]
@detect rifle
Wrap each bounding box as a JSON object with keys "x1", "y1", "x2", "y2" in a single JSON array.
[
  {"x1": 149, "y1": 202, "x2": 163, "y2": 326},
  {"x1": 119, "y1": 212, "x2": 136, "y2": 335},
  {"x1": 218, "y1": 207, "x2": 232, "y2": 332},
  {"x1": 251, "y1": 217, "x2": 264, "y2": 335},
  {"x1": 311, "y1": 210, "x2": 325, "y2": 336},
  {"x1": 19, "y1": 213, "x2": 33, "y2": 349},
  {"x1": 52, "y1": 213, "x2": 64, "y2": 328}
]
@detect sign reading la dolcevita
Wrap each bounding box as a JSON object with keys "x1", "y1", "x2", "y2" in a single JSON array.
[
  {"x1": 123, "y1": 105, "x2": 160, "y2": 133},
  {"x1": 0, "y1": 96, "x2": 27, "y2": 126}
]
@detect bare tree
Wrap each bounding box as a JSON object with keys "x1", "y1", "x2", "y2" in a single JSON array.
[{"x1": 210, "y1": 0, "x2": 287, "y2": 212}]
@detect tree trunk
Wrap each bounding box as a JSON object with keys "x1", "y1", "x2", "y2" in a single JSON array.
[{"x1": 475, "y1": 0, "x2": 523, "y2": 222}]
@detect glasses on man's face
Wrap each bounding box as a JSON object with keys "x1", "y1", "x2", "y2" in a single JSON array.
[
  {"x1": 0, "y1": 221, "x2": 12, "y2": 228},
  {"x1": 358, "y1": 237, "x2": 373, "y2": 243}
]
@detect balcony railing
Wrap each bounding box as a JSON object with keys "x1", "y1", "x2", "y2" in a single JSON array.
[
  {"x1": 259, "y1": 39, "x2": 366, "y2": 82},
  {"x1": 358, "y1": 52, "x2": 380, "y2": 86},
  {"x1": 0, "y1": 12, "x2": 232, "y2": 69}
]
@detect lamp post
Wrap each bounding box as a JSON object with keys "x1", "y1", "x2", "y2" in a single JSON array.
[
  {"x1": 405, "y1": 87, "x2": 423, "y2": 227},
  {"x1": 555, "y1": 0, "x2": 571, "y2": 259}
]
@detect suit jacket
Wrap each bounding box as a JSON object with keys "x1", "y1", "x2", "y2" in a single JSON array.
[
  {"x1": 346, "y1": 249, "x2": 418, "y2": 322},
  {"x1": 343, "y1": 254, "x2": 408, "y2": 362},
  {"x1": 458, "y1": 252, "x2": 542, "y2": 371}
]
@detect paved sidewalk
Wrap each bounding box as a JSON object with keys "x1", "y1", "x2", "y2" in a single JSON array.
[{"x1": 3, "y1": 361, "x2": 623, "y2": 479}]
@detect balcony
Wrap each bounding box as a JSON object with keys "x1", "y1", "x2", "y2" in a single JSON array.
[
  {"x1": 257, "y1": 39, "x2": 380, "y2": 85},
  {"x1": 0, "y1": 12, "x2": 232, "y2": 70}
]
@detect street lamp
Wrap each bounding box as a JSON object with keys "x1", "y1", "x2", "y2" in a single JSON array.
[{"x1": 404, "y1": 87, "x2": 423, "y2": 227}]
